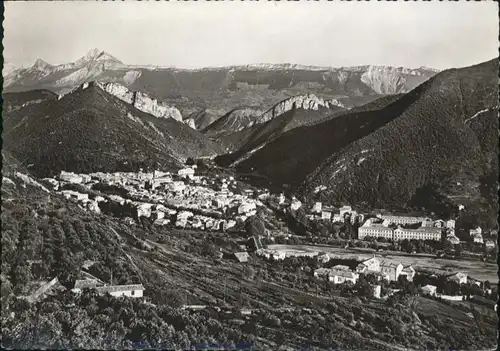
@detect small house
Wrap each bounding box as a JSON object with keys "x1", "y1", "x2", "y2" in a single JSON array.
[
  {"x1": 399, "y1": 265, "x2": 416, "y2": 281},
  {"x1": 446, "y1": 272, "x2": 468, "y2": 285},
  {"x1": 356, "y1": 257, "x2": 380, "y2": 274},
  {"x1": 234, "y1": 252, "x2": 250, "y2": 263},
  {"x1": 380, "y1": 261, "x2": 403, "y2": 281},
  {"x1": 95, "y1": 284, "x2": 145, "y2": 298},
  {"x1": 421, "y1": 284, "x2": 437, "y2": 296}
]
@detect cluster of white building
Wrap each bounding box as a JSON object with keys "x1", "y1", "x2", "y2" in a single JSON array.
[
  {"x1": 312, "y1": 256, "x2": 415, "y2": 299},
  {"x1": 52, "y1": 168, "x2": 264, "y2": 231},
  {"x1": 309, "y1": 203, "x2": 365, "y2": 224}
]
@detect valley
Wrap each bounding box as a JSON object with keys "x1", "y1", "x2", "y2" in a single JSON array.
[{"x1": 1, "y1": 5, "x2": 498, "y2": 348}]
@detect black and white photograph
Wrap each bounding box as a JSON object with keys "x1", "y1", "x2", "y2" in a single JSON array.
[{"x1": 1, "y1": 1, "x2": 498, "y2": 350}]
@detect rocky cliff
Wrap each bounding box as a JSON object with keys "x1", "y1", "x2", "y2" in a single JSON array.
[
  {"x1": 96, "y1": 82, "x2": 184, "y2": 122},
  {"x1": 250, "y1": 94, "x2": 347, "y2": 127}
]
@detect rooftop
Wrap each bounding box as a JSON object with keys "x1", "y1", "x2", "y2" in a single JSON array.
[{"x1": 96, "y1": 284, "x2": 145, "y2": 294}]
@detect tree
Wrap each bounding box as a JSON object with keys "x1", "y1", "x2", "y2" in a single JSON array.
[
  {"x1": 245, "y1": 266, "x2": 255, "y2": 280},
  {"x1": 245, "y1": 217, "x2": 265, "y2": 238}
]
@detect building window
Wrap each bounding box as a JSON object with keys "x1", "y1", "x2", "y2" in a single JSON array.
[{"x1": 131, "y1": 290, "x2": 135, "y2": 296}]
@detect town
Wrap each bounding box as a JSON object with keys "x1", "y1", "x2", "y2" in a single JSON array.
[{"x1": 33, "y1": 161, "x2": 496, "y2": 312}]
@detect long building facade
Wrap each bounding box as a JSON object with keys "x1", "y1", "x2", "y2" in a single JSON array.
[{"x1": 359, "y1": 218, "x2": 442, "y2": 241}]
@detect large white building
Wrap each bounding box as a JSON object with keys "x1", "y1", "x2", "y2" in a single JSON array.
[
  {"x1": 358, "y1": 218, "x2": 393, "y2": 240},
  {"x1": 378, "y1": 214, "x2": 429, "y2": 226},
  {"x1": 393, "y1": 226, "x2": 442, "y2": 241},
  {"x1": 359, "y1": 218, "x2": 442, "y2": 241}
]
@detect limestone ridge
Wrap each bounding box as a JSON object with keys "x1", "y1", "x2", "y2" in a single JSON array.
[
  {"x1": 61, "y1": 81, "x2": 185, "y2": 123},
  {"x1": 249, "y1": 94, "x2": 347, "y2": 127}
]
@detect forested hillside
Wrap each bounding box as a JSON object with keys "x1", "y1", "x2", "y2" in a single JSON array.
[
  {"x1": 2, "y1": 83, "x2": 224, "y2": 178},
  {"x1": 234, "y1": 59, "x2": 498, "y2": 226},
  {"x1": 1, "y1": 152, "x2": 496, "y2": 350}
]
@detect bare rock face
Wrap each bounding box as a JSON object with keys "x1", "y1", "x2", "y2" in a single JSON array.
[
  {"x1": 96, "y1": 82, "x2": 184, "y2": 122},
  {"x1": 123, "y1": 70, "x2": 142, "y2": 85},
  {"x1": 250, "y1": 94, "x2": 346, "y2": 127},
  {"x1": 184, "y1": 118, "x2": 197, "y2": 129},
  {"x1": 358, "y1": 65, "x2": 432, "y2": 95}
]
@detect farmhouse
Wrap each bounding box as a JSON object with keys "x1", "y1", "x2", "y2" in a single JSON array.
[
  {"x1": 473, "y1": 234, "x2": 484, "y2": 244},
  {"x1": 312, "y1": 202, "x2": 322, "y2": 213},
  {"x1": 446, "y1": 272, "x2": 468, "y2": 285},
  {"x1": 421, "y1": 284, "x2": 437, "y2": 296},
  {"x1": 399, "y1": 265, "x2": 416, "y2": 281},
  {"x1": 234, "y1": 252, "x2": 250, "y2": 263},
  {"x1": 95, "y1": 284, "x2": 145, "y2": 298},
  {"x1": 356, "y1": 257, "x2": 380, "y2": 274},
  {"x1": 178, "y1": 167, "x2": 195, "y2": 179},
  {"x1": 380, "y1": 261, "x2": 403, "y2": 281},
  {"x1": 469, "y1": 226, "x2": 482, "y2": 236}
]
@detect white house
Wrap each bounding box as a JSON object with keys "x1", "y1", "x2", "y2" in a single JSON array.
[
  {"x1": 399, "y1": 265, "x2": 416, "y2": 281},
  {"x1": 59, "y1": 171, "x2": 83, "y2": 184},
  {"x1": 473, "y1": 234, "x2": 484, "y2": 244},
  {"x1": 312, "y1": 202, "x2": 322, "y2": 213},
  {"x1": 446, "y1": 272, "x2": 468, "y2": 285},
  {"x1": 469, "y1": 226, "x2": 482, "y2": 236},
  {"x1": 356, "y1": 257, "x2": 380, "y2": 273},
  {"x1": 290, "y1": 197, "x2": 302, "y2": 211},
  {"x1": 484, "y1": 240, "x2": 496, "y2": 249},
  {"x1": 380, "y1": 261, "x2": 403, "y2": 281},
  {"x1": 321, "y1": 210, "x2": 332, "y2": 221},
  {"x1": 446, "y1": 219, "x2": 456, "y2": 229},
  {"x1": 446, "y1": 234, "x2": 460, "y2": 245},
  {"x1": 238, "y1": 202, "x2": 257, "y2": 215},
  {"x1": 314, "y1": 267, "x2": 359, "y2": 285},
  {"x1": 421, "y1": 284, "x2": 437, "y2": 296},
  {"x1": 317, "y1": 253, "x2": 331, "y2": 264},
  {"x1": 278, "y1": 193, "x2": 286, "y2": 205},
  {"x1": 331, "y1": 270, "x2": 359, "y2": 285},
  {"x1": 339, "y1": 206, "x2": 353, "y2": 216},
  {"x1": 434, "y1": 219, "x2": 445, "y2": 228},
  {"x1": 178, "y1": 168, "x2": 195, "y2": 179},
  {"x1": 96, "y1": 284, "x2": 145, "y2": 298},
  {"x1": 421, "y1": 218, "x2": 434, "y2": 228}
]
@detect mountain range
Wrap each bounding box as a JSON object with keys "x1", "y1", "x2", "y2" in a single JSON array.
[
  {"x1": 3, "y1": 49, "x2": 497, "y2": 224},
  {"x1": 4, "y1": 48, "x2": 439, "y2": 124}
]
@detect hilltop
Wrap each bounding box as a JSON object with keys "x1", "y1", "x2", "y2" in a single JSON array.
[
  {"x1": 206, "y1": 94, "x2": 346, "y2": 153},
  {"x1": 2, "y1": 82, "x2": 224, "y2": 178},
  {"x1": 232, "y1": 59, "x2": 499, "y2": 226},
  {"x1": 2, "y1": 89, "x2": 57, "y2": 113}
]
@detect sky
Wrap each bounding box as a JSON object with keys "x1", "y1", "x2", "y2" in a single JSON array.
[{"x1": 3, "y1": 1, "x2": 498, "y2": 70}]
